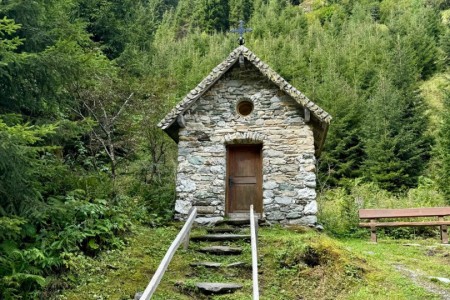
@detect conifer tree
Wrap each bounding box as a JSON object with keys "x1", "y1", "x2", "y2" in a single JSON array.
[{"x1": 439, "y1": 92, "x2": 450, "y2": 200}]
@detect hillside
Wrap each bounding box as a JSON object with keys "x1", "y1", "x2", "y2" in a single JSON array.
[{"x1": 56, "y1": 224, "x2": 450, "y2": 299}]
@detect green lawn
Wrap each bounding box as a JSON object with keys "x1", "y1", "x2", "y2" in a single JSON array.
[{"x1": 53, "y1": 224, "x2": 450, "y2": 300}]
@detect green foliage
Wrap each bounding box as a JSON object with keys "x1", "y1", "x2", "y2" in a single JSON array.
[
  {"x1": 1, "y1": 0, "x2": 450, "y2": 297},
  {"x1": 318, "y1": 179, "x2": 447, "y2": 237},
  {"x1": 438, "y1": 92, "x2": 450, "y2": 200},
  {"x1": 0, "y1": 189, "x2": 132, "y2": 298},
  {"x1": 0, "y1": 117, "x2": 57, "y2": 215}
]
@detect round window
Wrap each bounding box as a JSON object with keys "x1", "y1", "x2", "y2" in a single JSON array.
[{"x1": 237, "y1": 100, "x2": 254, "y2": 116}]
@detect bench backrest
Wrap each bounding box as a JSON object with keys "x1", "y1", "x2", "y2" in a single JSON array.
[{"x1": 359, "y1": 207, "x2": 450, "y2": 219}]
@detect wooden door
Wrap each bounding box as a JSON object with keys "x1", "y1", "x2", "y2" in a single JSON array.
[{"x1": 226, "y1": 145, "x2": 263, "y2": 214}]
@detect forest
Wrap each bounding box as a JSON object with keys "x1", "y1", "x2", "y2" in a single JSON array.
[{"x1": 1, "y1": 0, "x2": 450, "y2": 298}]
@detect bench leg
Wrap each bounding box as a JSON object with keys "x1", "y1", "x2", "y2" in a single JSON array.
[
  {"x1": 370, "y1": 227, "x2": 377, "y2": 243},
  {"x1": 370, "y1": 219, "x2": 377, "y2": 243},
  {"x1": 441, "y1": 225, "x2": 448, "y2": 244}
]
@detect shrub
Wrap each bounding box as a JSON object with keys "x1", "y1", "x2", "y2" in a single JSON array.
[{"x1": 318, "y1": 179, "x2": 447, "y2": 237}]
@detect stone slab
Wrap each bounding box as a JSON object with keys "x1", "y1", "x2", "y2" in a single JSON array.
[
  {"x1": 226, "y1": 261, "x2": 250, "y2": 268},
  {"x1": 191, "y1": 234, "x2": 250, "y2": 242},
  {"x1": 198, "y1": 246, "x2": 242, "y2": 255},
  {"x1": 195, "y1": 282, "x2": 243, "y2": 295},
  {"x1": 190, "y1": 261, "x2": 222, "y2": 268},
  {"x1": 206, "y1": 227, "x2": 240, "y2": 234}
]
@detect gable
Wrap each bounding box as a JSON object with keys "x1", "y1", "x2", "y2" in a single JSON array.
[{"x1": 158, "y1": 46, "x2": 332, "y2": 156}]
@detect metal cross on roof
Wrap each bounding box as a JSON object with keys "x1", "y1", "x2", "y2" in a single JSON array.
[{"x1": 230, "y1": 20, "x2": 252, "y2": 45}]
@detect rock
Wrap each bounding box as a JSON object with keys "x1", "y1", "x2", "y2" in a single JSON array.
[
  {"x1": 304, "y1": 201, "x2": 318, "y2": 215},
  {"x1": 211, "y1": 166, "x2": 224, "y2": 174},
  {"x1": 266, "y1": 211, "x2": 284, "y2": 221},
  {"x1": 263, "y1": 198, "x2": 274, "y2": 204},
  {"x1": 289, "y1": 215, "x2": 317, "y2": 225},
  {"x1": 134, "y1": 291, "x2": 143, "y2": 300},
  {"x1": 305, "y1": 164, "x2": 316, "y2": 172},
  {"x1": 194, "y1": 217, "x2": 223, "y2": 226},
  {"x1": 265, "y1": 150, "x2": 284, "y2": 157},
  {"x1": 263, "y1": 181, "x2": 278, "y2": 190},
  {"x1": 195, "y1": 282, "x2": 243, "y2": 295},
  {"x1": 286, "y1": 212, "x2": 301, "y2": 219},
  {"x1": 178, "y1": 179, "x2": 196, "y2": 192},
  {"x1": 279, "y1": 183, "x2": 294, "y2": 191},
  {"x1": 270, "y1": 158, "x2": 286, "y2": 165},
  {"x1": 270, "y1": 95, "x2": 281, "y2": 102},
  {"x1": 188, "y1": 156, "x2": 205, "y2": 165},
  {"x1": 195, "y1": 206, "x2": 215, "y2": 214},
  {"x1": 190, "y1": 262, "x2": 222, "y2": 268},
  {"x1": 227, "y1": 262, "x2": 250, "y2": 268},
  {"x1": 175, "y1": 200, "x2": 192, "y2": 214},
  {"x1": 263, "y1": 190, "x2": 274, "y2": 198},
  {"x1": 296, "y1": 188, "x2": 316, "y2": 200},
  {"x1": 275, "y1": 197, "x2": 292, "y2": 205},
  {"x1": 198, "y1": 246, "x2": 242, "y2": 255},
  {"x1": 315, "y1": 224, "x2": 324, "y2": 231},
  {"x1": 429, "y1": 277, "x2": 450, "y2": 284}
]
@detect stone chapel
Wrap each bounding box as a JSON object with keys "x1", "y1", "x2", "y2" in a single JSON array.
[{"x1": 158, "y1": 45, "x2": 331, "y2": 225}]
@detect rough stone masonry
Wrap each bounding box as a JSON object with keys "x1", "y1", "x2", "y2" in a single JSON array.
[{"x1": 174, "y1": 61, "x2": 319, "y2": 225}]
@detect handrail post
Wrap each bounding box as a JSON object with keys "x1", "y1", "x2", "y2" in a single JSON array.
[
  {"x1": 250, "y1": 205, "x2": 260, "y2": 300},
  {"x1": 183, "y1": 207, "x2": 195, "y2": 250},
  {"x1": 139, "y1": 207, "x2": 197, "y2": 300}
]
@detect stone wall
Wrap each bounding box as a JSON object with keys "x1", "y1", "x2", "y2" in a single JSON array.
[{"x1": 174, "y1": 61, "x2": 317, "y2": 225}]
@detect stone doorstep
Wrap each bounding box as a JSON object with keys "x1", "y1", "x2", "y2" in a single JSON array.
[{"x1": 216, "y1": 218, "x2": 266, "y2": 227}]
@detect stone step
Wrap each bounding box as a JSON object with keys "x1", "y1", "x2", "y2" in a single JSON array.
[
  {"x1": 198, "y1": 246, "x2": 243, "y2": 255},
  {"x1": 191, "y1": 234, "x2": 250, "y2": 242},
  {"x1": 195, "y1": 282, "x2": 243, "y2": 295},
  {"x1": 226, "y1": 261, "x2": 251, "y2": 269},
  {"x1": 206, "y1": 227, "x2": 241, "y2": 234},
  {"x1": 189, "y1": 261, "x2": 222, "y2": 268},
  {"x1": 216, "y1": 219, "x2": 251, "y2": 226},
  {"x1": 216, "y1": 218, "x2": 266, "y2": 227},
  {"x1": 189, "y1": 261, "x2": 250, "y2": 269}
]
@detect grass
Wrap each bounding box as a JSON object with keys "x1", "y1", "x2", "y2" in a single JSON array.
[{"x1": 53, "y1": 224, "x2": 450, "y2": 300}]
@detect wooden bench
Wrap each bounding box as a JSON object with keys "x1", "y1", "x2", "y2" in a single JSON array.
[{"x1": 359, "y1": 207, "x2": 450, "y2": 244}]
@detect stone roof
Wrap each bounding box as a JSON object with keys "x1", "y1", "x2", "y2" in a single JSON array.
[{"x1": 158, "y1": 45, "x2": 332, "y2": 155}]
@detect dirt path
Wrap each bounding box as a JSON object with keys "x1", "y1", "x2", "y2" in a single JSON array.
[{"x1": 394, "y1": 264, "x2": 450, "y2": 300}]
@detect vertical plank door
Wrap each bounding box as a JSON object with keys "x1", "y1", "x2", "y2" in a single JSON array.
[{"x1": 227, "y1": 145, "x2": 262, "y2": 214}]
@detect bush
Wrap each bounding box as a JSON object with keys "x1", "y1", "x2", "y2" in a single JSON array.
[
  {"x1": 318, "y1": 179, "x2": 447, "y2": 237},
  {"x1": 0, "y1": 190, "x2": 132, "y2": 299}
]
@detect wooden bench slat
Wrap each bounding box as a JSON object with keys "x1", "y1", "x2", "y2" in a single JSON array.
[
  {"x1": 359, "y1": 207, "x2": 450, "y2": 219},
  {"x1": 360, "y1": 221, "x2": 450, "y2": 227}
]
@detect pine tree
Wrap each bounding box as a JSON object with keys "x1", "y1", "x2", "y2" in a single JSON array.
[{"x1": 438, "y1": 92, "x2": 450, "y2": 200}]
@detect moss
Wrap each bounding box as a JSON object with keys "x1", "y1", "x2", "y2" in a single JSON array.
[{"x1": 54, "y1": 224, "x2": 450, "y2": 300}]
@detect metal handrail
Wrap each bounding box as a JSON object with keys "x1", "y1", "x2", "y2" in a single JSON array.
[
  {"x1": 139, "y1": 207, "x2": 197, "y2": 300},
  {"x1": 250, "y1": 205, "x2": 260, "y2": 299}
]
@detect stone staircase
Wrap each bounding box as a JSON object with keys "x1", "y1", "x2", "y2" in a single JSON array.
[{"x1": 181, "y1": 219, "x2": 256, "y2": 297}]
